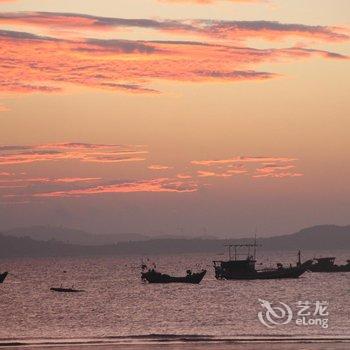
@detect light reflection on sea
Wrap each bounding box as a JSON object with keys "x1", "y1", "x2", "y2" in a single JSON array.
[{"x1": 0, "y1": 250, "x2": 349, "y2": 346}]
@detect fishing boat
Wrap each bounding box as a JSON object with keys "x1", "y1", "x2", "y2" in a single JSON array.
[
  {"x1": 308, "y1": 257, "x2": 350, "y2": 273},
  {"x1": 141, "y1": 268, "x2": 206, "y2": 284},
  {"x1": 50, "y1": 286, "x2": 85, "y2": 293},
  {"x1": 0, "y1": 271, "x2": 8, "y2": 283},
  {"x1": 213, "y1": 243, "x2": 313, "y2": 280}
]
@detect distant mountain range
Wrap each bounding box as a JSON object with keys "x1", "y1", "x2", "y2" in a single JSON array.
[
  {"x1": 2, "y1": 226, "x2": 150, "y2": 245},
  {"x1": 0, "y1": 225, "x2": 349, "y2": 258}
]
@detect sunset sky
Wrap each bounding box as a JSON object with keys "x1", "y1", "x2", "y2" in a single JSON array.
[{"x1": 0, "y1": 0, "x2": 349, "y2": 237}]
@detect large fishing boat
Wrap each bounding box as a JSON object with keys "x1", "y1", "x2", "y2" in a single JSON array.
[
  {"x1": 0, "y1": 271, "x2": 8, "y2": 283},
  {"x1": 213, "y1": 243, "x2": 312, "y2": 280},
  {"x1": 308, "y1": 257, "x2": 350, "y2": 273}
]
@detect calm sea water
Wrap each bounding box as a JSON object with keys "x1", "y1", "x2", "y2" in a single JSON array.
[{"x1": 0, "y1": 250, "x2": 349, "y2": 347}]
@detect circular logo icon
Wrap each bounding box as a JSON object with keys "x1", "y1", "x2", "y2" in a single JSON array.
[{"x1": 258, "y1": 298, "x2": 293, "y2": 328}]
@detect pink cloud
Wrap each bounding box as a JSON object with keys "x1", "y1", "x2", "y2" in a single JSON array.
[
  {"x1": 177, "y1": 173, "x2": 192, "y2": 179},
  {"x1": 0, "y1": 12, "x2": 347, "y2": 43},
  {"x1": 32, "y1": 178, "x2": 198, "y2": 198},
  {"x1": 191, "y1": 156, "x2": 297, "y2": 166},
  {"x1": 191, "y1": 156, "x2": 303, "y2": 180},
  {"x1": 253, "y1": 172, "x2": 303, "y2": 178},
  {"x1": 0, "y1": 177, "x2": 101, "y2": 184},
  {"x1": 148, "y1": 164, "x2": 173, "y2": 170},
  {"x1": 197, "y1": 169, "x2": 247, "y2": 178},
  {"x1": 0, "y1": 28, "x2": 346, "y2": 95},
  {"x1": 0, "y1": 143, "x2": 148, "y2": 165}
]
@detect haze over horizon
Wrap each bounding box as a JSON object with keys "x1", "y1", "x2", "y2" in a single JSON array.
[{"x1": 0, "y1": 0, "x2": 349, "y2": 237}]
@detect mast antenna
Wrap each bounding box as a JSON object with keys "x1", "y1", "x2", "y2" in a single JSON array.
[{"x1": 253, "y1": 227, "x2": 258, "y2": 260}]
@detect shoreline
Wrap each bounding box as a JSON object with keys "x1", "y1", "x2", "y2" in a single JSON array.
[{"x1": 1, "y1": 335, "x2": 350, "y2": 348}]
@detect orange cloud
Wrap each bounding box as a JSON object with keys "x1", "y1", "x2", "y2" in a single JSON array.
[
  {"x1": 148, "y1": 164, "x2": 173, "y2": 170},
  {"x1": 0, "y1": 146, "x2": 304, "y2": 203},
  {"x1": 252, "y1": 163, "x2": 303, "y2": 178},
  {"x1": 253, "y1": 172, "x2": 303, "y2": 178},
  {"x1": 0, "y1": 29, "x2": 346, "y2": 95},
  {"x1": 0, "y1": 143, "x2": 148, "y2": 165},
  {"x1": 191, "y1": 156, "x2": 303, "y2": 180},
  {"x1": 197, "y1": 169, "x2": 247, "y2": 177},
  {"x1": 0, "y1": 177, "x2": 101, "y2": 184},
  {"x1": 0, "y1": 13, "x2": 347, "y2": 43},
  {"x1": 177, "y1": 173, "x2": 193, "y2": 179},
  {"x1": 31, "y1": 178, "x2": 198, "y2": 198},
  {"x1": 191, "y1": 156, "x2": 297, "y2": 166}
]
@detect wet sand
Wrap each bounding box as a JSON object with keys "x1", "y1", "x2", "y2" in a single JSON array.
[{"x1": 2, "y1": 340, "x2": 350, "y2": 350}]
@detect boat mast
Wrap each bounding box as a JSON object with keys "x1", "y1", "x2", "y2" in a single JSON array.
[
  {"x1": 224, "y1": 243, "x2": 261, "y2": 261},
  {"x1": 253, "y1": 229, "x2": 257, "y2": 260}
]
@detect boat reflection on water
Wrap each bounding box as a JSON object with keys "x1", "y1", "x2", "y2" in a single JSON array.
[{"x1": 213, "y1": 243, "x2": 313, "y2": 280}]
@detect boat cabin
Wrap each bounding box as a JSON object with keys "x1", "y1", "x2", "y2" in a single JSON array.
[
  {"x1": 314, "y1": 257, "x2": 336, "y2": 267},
  {"x1": 213, "y1": 243, "x2": 260, "y2": 279}
]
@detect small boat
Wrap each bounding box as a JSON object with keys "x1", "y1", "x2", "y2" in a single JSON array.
[
  {"x1": 0, "y1": 272, "x2": 8, "y2": 284},
  {"x1": 50, "y1": 286, "x2": 85, "y2": 293},
  {"x1": 308, "y1": 257, "x2": 350, "y2": 273},
  {"x1": 213, "y1": 243, "x2": 313, "y2": 280},
  {"x1": 141, "y1": 268, "x2": 207, "y2": 284}
]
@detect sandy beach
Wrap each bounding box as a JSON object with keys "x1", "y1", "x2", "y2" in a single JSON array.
[{"x1": 2, "y1": 341, "x2": 350, "y2": 350}]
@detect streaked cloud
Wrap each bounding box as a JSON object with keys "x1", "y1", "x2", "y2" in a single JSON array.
[
  {"x1": 0, "y1": 142, "x2": 148, "y2": 165},
  {"x1": 0, "y1": 12, "x2": 347, "y2": 43},
  {"x1": 177, "y1": 173, "x2": 193, "y2": 179},
  {"x1": 0, "y1": 145, "x2": 304, "y2": 202},
  {"x1": 0, "y1": 28, "x2": 346, "y2": 95},
  {"x1": 29, "y1": 178, "x2": 198, "y2": 197},
  {"x1": 191, "y1": 156, "x2": 297, "y2": 166},
  {"x1": 191, "y1": 156, "x2": 302, "y2": 179},
  {"x1": 0, "y1": 177, "x2": 101, "y2": 185},
  {"x1": 252, "y1": 163, "x2": 303, "y2": 178},
  {"x1": 197, "y1": 169, "x2": 247, "y2": 178},
  {"x1": 148, "y1": 164, "x2": 173, "y2": 170}
]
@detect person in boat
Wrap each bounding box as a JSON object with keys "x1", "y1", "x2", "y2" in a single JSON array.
[{"x1": 186, "y1": 269, "x2": 192, "y2": 276}]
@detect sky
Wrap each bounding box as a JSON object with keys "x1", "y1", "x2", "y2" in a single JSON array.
[{"x1": 0, "y1": 0, "x2": 349, "y2": 237}]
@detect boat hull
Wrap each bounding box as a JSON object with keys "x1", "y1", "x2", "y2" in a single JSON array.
[
  {"x1": 214, "y1": 260, "x2": 313, "y2": 281},
  {"x1": 0, "y1": 272, "x2": 8, "y2": 283},
  {"x1": 216, "y1": 267, "x2": 307, "y2": 280},
  {"x1": 142, "y1": 270, "x2": 206, "y2": 284},
  {"x1": 308, "y1": 265, "x2": 350, "y2": 273}
]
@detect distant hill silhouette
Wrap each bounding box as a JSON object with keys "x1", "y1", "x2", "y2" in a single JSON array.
[
  {"x1": 2, "y1": 225, "x2": 149, "y2": 245},
  {"x1": 0, "y1": 224, "x2": 349, "y2": 258}
]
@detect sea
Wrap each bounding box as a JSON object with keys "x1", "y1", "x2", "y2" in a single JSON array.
[{"x1": 0, "y1": 250, "x2": 349, "y2": 349}]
